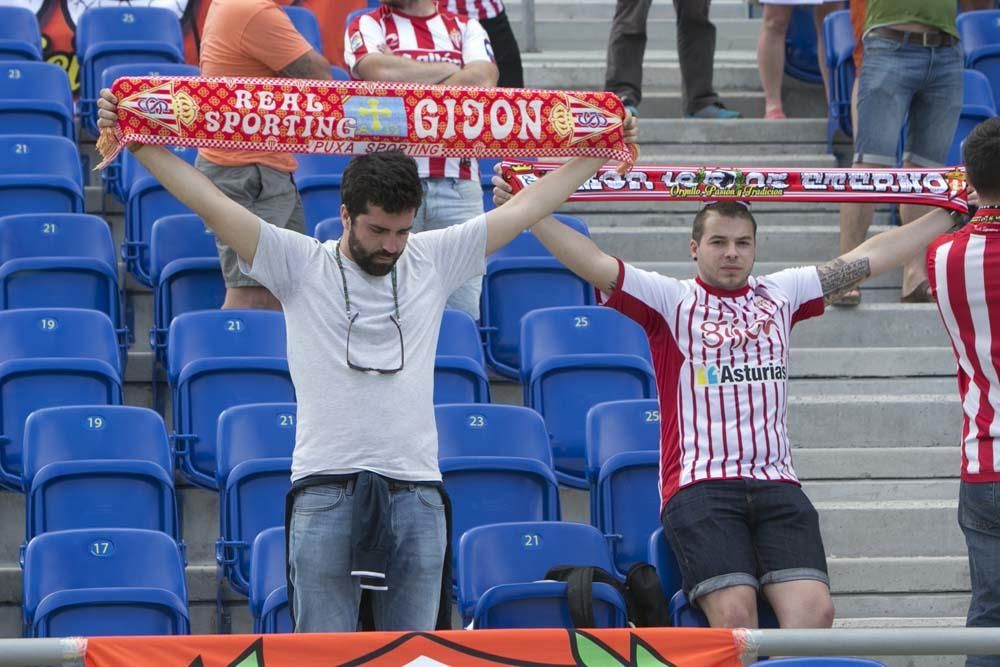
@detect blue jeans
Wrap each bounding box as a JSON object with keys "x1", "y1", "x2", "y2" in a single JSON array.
[
  {"x1": 289, "y1": 481, "x2": 447, "y2": 632},
  {"x1": 854, "y1": 34, "x2": 963, "y2": 166},
  {"x1": 959, "y1": 481, "x2": 1000, "y2": 667},
  {"x1": 413, "y1": 177, "x2": 485, "y2": 319}
]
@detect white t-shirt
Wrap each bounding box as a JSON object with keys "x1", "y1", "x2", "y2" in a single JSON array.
[
  {"x1": 240, "y1": 216, "x2": 488, "y2": 482},
  {"x1": 600, "y1": 261, "x2": 825, "y2": 509}
]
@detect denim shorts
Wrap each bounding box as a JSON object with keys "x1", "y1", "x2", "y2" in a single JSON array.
[
  {"x1": 854, "y1": 33, "x2": 963, "y2": 167},
  {"x1": 195, "y1": 156, "x2": 306, "y2": 288},
  {"x1": 661, "y1": 479, "x2": 830, "y2": 602}
]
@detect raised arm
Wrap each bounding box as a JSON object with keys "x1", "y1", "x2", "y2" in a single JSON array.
[
  {"x1": 97, "y1": 90, "x2": 262, "y2": 264},
  {"x1": 816, "y1": 208, "x2": 959, "y2": 298},
  {"x1": 532, "y1": 215, "x2": 620, "y2": 292}
]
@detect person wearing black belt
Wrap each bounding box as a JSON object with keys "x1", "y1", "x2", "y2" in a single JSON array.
[{"x1": 835, "y1": 0, "x2": 962, "y2": 306}]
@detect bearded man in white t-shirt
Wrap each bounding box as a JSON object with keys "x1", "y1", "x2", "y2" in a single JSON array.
[{"x1": 492, "y1": 182, "x2": 964, "y2": 630}]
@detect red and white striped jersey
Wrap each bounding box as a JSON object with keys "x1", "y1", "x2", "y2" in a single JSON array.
[
  {"x1": 600, "y1": 261, "x2": 826, "y2": 509},
  {"x1": 438, "y1": 0, "x2": 506, "y2": 22},
  {"x1": 927, "y1": 211, "x2": 1000, "y2": 483},
  {"x1": 344, "y1": 5, "x2": 494, "y2": 180}
]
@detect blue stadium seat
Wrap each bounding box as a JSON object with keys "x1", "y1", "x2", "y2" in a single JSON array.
[
  {"x1": 216, "y1": 403, "x2": 296, "y2": 489},
  {"x1": 586, "y1": 399, "x2": 661, "y2": 576},
  {"x1": 785, "y1": 7, "x2": 823, "y2": 84},
  {"x1": 217, "y1": 457, "x2": 292, "y2": 598},
  {"x1": 22, "y1": 528, "x2": 189, "y2": 637},
  {"x1": 313, "y1": 217, "x2": 344, "y2": 242},
  {"x1": 167, "y1": 310, "x2": 294, "y2": 489},
  {"x1": 959, "y1": 10, "x2": 1000, "y2": 112},
  {"x1": 149, "y1": 214, "x2": 225, "y2": 366},
  {"x1": 0, "y1": 308, "x2": 123, "y2": 490},
  {"x1": 0, "y1": 62, "x2": 74, "y2": 141},
  {"x1": 823, "y1": 10, "x2": 855, "y2": 149},
  {"x1": 436, "y1": 404, "x2": 560, "y2": 588},
  {"x1": 457, "y1": 521, "x2": 626, "y2": 629},
  {"x1": 99, "y1": 63, "x2": 199, "y2": 193},
  {"x1": 520, "y1": 307, "x2": 656, "y2": 487},
  {"x1": 0, "y1": 136, "x2": 83, "y2": 216},
  {"x1": 331, "y1": 65, "x2": 351, "y2": 81},
  {"x1": 284, "y1": 6, "x2": 323, "y2": 53},
  {"x1": 647, "y1": 528, "x2": 682, "y2": 603},
  {"x1": 435, "y1": 309, "x2": 490, "y2": 404},
  {"x1": 76, "y1": 7, "x2": 184, "y2": 137},
  {"x1": 481, "y1": 215, "x2": 595, "y2": 378},
  {"x1": 948, "y1": 70, "x2": 998, "y2": 165},
  {"x1": 296, "y1": 153, "x2": 353, "y2": 237},
  {"x1": 0, "y1": 214, "x2": 123, "y2": 344},
  {"x1": 249, "y1": 527, "x2": 291, "y2": 633},
  {"x1": 0, "y1": 6, "x2": 42, "y2": 61},
  {"x1": 22, "y1": 406, "x2": 178, "y2": 545},
  {"x1": 123, "y1": 146, "x2": 199, "y2": 286}
]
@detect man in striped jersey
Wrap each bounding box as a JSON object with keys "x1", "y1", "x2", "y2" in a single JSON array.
[
  {"x1": 345, "y1": 0, "x2": 499, "y2": 319},
  {"x1": 492, "y1": 180, "x2": 963, "y2": 629},
  {"x1": 927, "y1": 119, "x2": 1000, "y2": 665}
]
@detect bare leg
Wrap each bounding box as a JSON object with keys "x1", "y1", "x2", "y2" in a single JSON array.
[
  {"x1": 762, "y1": 580, "x2": 835, "y2": 628},
  {"x1": 222, "y1": 286, "x2": 282, "y2": 311},
  {"x1": 835, "y1": 160, "x2": 879, "y2": 306},
  {"x1": 899, "y1": 160, "x2": 935, "y2": 301},
  {"x1": 697, "y1": 584, "x2": 759, "y2": 628},
  {"x1": 757, "y1": 3, "x2": 792, "y2": 117}
]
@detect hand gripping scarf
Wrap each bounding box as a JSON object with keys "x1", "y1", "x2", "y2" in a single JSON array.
[
  {"x1": 95, "y1": 76, "x2": 638, "y2": 169},
  {"x1": 500, "y1": 161, "x2": 971, "y2": 213}
]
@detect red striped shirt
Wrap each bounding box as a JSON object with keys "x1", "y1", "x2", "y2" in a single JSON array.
[
  {"x1": 439, "y1": 0, "x2": 506, "y2": 21},
  {"x1": 600, "y1": 261, "x2": 825, "y2": 510},
  {"x1": 927, "y1": 209, "x2": 1000, "y2": 482},
  {"x1": 344, "y1": 6, "x2": 494, "y2": 180}
]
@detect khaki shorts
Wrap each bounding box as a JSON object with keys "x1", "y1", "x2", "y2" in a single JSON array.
[{"x1": 195, "y1": 156, "x2": 306, "y2": 288}]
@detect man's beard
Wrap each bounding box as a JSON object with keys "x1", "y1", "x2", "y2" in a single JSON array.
[{"x1": 348, "y1": 231, "x2": 401, "y2": 277}]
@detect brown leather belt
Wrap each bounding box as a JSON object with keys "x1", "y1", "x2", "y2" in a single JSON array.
[{"x1": 869, "y1": 26, "x2": 959, "y2": 48}]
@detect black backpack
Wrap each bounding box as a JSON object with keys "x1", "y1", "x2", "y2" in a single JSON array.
[{"x1": 545, "y1": 563, "x2": 671, "y2": 628}]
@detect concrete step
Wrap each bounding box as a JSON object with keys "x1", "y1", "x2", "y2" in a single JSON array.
[
  {"x1": 504, "y1": 0, "x2": 749, "y2": 21},
  {"x1": 604, "y1": 149, "x2": 840, "y2": 167},
  {"x1": 803, "y1": 479, "x2": 959, "y2": 503},
  {"x1": 525, "y1": 60, "x2": 767, "y2": 92},
  {"x1": 788, "y1": 395, "x2": 960, "y2": 448},
  {"x1": 818, "y1": 500, "x2": 962, "y2": 558},
  {"x1": 791, "y1": 305, "x2": 951, "y2": 348},
  {"x1": 579, "y1": 210, "x2": 886, "y2": 228},
  {"x1": 512, "y1": 18, "x2": 764, "y2": 53},
  {"x1": 828, "y1": 557, "x2": 968, "y2": 595},
  {"x1": 591, "y1": 224, "x2": 891, "y2": 262},
  {"x1": 790, "y1": 378, "x2": 957, "y2": 394},
  {"x1": 833, "y1": 592, "x2": 970, "y2": 620},
  {"x1": 793, "y1": 447, "x2": 960, "y2": 481},
  {"x1": 789, "y1": 348, "x2": 957, "y2": 378},
  {"x1": 592, "y1": 89, "x2": 830, "y2": 120}
]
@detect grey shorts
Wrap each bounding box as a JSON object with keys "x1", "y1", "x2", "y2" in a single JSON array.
[{"x1": 195, "y1": 156, "x2": 306, "y2": 288}]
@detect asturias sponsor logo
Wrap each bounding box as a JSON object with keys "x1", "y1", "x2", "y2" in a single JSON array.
[{"x1": 695, "y1": 363, "x2": 787, "y2": 386}]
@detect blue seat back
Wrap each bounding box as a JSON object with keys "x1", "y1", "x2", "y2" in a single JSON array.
[
  {"x1": 596, "y1": 451, "x2": 659, "y2": 576},
  {"x1": 0, "y1": 135, "x2": 83, "y2": 215},
  {"x1": 284, "y1": 6, "x2": 323, "y2": 52},
  {"x1": 167, "y1": 310, "x2": 287, "y2": 382},
  {"x1": 0, "y1": 6, "x2": 42, "y2": 60},
  {"x1": 331, "y1": 65, "x2": 351, "y2": 81},
  {"x1": 216, "y1": 403, "x2": 297, "y2": 486},
  {"x1": 220, "y1": 458, "x2": 293, "y2": 596},
  {"x1": 0, "y1": 62, "x2": 74, "y2": 139},
  {"x1": 150, "y1": 214, "x2": 220, "y2": 279},
  {"x1": 0, "y1": 214, "x2": 114, "y2": 269},
  {"x1": 23, "y1": 528, "x2": 188, "y2": 637},
  {"x1": 585, "y1": 398, "x2": 661, "y2": 485},
  {"x1": 23, "y1": 405, "x2": 171, "y2": 482},
  {"x1": 458, "y1": 521, "x2": 615, "y2": 620},
  {"x1": 249, "y1": 527, "x2": 288, "y2": 632},
  {"x1": 437, "y1": 309, "x2": 486, "y2": 365},
  {"x1": 76, "y1": 7, "x2": 184, "y2": 112},
  {"x1": 313, "y1": 217, "x2": 344, "y2": 242},
  {"x1": 474, "y1": 581, "x2": 627, "y2": 629},
  {"x1": 784, "y1": 7, "x2": 822, "y2": 83},
  {"x1": 949, "y1": 70, "x2": 999, "y2": 165},
  {"x1": 123, "y1": 145, "x2": 198, "y2": 285},
  {"x1": 23, "y1": 406, "x2": 176, "y2": 540},
  {"x1": 823, "y1": 10, "x2": 855, "y2": 139},
  {"x1": 489, "y1": 214, "x2": 590, "y2": 260},
  {"x1": 648, "y1": 528, "x2": 682, "y2": 602},
  {"x1": 958, "y1": 10, "x2": 1000, "y2": 112},
  {"x1": 0, "y1": 308, "x2": 120, "y2": 373},
  {"x1": 436, "y1": 404, "x2": 553, "y2": 464},
  {"x1": 296, "y1": 153, "x2": 353, "y2": 236},
  {"x1": 435, "y1": 309, "x2": 490, "y2": 404}
]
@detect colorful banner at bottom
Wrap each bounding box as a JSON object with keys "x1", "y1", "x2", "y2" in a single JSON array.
[{"x1": 84, "y1": 628, "x2": 742, "y2": 667}]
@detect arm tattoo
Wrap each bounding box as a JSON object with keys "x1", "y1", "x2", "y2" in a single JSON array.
[
  {"x1": 279, "y1": 51, "x2": 330, "y2": 79},
  {"x1": 817, "y1": 257, "x2": 871, "y2": 297}
]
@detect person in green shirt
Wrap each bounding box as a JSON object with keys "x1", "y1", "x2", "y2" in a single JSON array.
[{"x1": 836, "y1": 0, "x2": 962, "y2": 306}]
